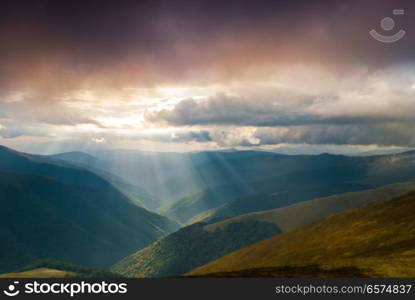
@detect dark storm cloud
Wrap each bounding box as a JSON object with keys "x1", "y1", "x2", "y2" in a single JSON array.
[
  {"x1": 147, "y1": 81, "x2": 415, "y2": 147},
  {"x1": 251, "y1": 124, "x2": 415, "y2": 147},
  {"x1": 1, "y1": 0, "x2": 415, "y2": 149},
  {"x1": 1, "y1": 0, "x2": 415, "y2": 102},
  {"x1": 146, "y1": 91, "x2": 415, "y2": 127}
]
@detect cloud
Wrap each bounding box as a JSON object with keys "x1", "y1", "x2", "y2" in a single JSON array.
[
  {"x1": 252, "y1": 124, "x2": 415, "y2": 147},
  {"x1": 145, "y1": 67, "x2": 415, "y2": 148},
  {"x1": 140, "y1": 130, "x2": 212, "y2": 143},
  {"x1": 147, "y1": 68, "x2": 415, "y2": 128},
  {"x1": 1, "y1": 0, "x2": 415, "y2": 151},
  {"x1": 0, "y1": 122, "x2": 53, "y2": 139},
  {"x1": 1, "y1": 0, "x2": 414, "y2": 105},
  {"x1": 179, "y1": 123, "x2": 415, "y2": 148},
  {"x1": 147, "y1": 94, "x2": 390, "y2": 127},
  {"x1": 209, "y1": 127, "x2": 260, "y2": 147},
  {"x1": 0, "y1": 124, "x2": 5, "y2": 136},
  {"x1": 0, "y1": 100, "x2": 103, "y2": 127}
]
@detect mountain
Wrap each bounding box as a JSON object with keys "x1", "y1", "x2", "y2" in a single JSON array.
[
  {"x1": 157, "y1": 153, "x2": 369, "y2": 223},
  {"x1": 200, "y1": 182, "x2": 415, "y2": 231},
  {"x1": 111, "y1": 220, "x2": 281, "y2": 278},
  {"x1": 185, "y1": 151, "x2": 415, "y2": 223},
  {"x1": 187, "y1": 191, "x2": 415, "y2": 277},
  {"x1": 44, "y1": 148, "x2": 415, "y2": 226},
  {"x1": 69, "y1": 150, "x2": 200, "y2": 204},
  {"x1": 0, "y1": 268, "x2": 75, "y2": 278},
  {"x1": 0, "y1": 259, "x2": 121, "y2": 278},
  {"x1": 113, "y1": 182, "x2": 415, "y2": 277},
  {"x1": 50, "y1": 152, "x2": 101, "y2": 165},
  {"x1": 158, "y1": 150, "x2": 415, "y2": 223},
  {"x1": 0, "y1": 145, "x2": 179, "y2": 273},
  {"x1": 58, "y1": 149, "x2": 415, "y2": 225},
  {"x1": 0, "y1": 145, "x2": 111, "y2": 190},
  {"x1": 160, "y1": 184, "x2": 253, "y2": 224},
  {"x1": 49, "y1": 151, "x2": 162, "y2": 210}
]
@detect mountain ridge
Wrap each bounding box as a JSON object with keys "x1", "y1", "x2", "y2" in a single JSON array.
[
  {"x1": 203, "y1": 182, "x2": 415, "y2": 233},
  {"x1": 0, "y1": 145, "x2": 179, "y2": 273},
  {"x1": 187, "y1": 190, "x2": 415, "y2": 277}
]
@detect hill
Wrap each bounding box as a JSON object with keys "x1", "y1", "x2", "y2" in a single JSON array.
[
  {"x1": 50, "y1": 151, "x2": 162, "y2": 210},
  {"x1": 189, "y1": 151, "x2": 415, "y2": 224},
  {"x1": 160, "y1": 184, "x2": 253, "y2": 224},
  {"x1": 0, "y1": 145, "x2": 179, "y2": 273},
  {"x1": 0, "y1": 145, "x2": 112, "y2": 191},
  {"x1": 67, "y1": 149, "x2": 415, "y2": 224},
  {"x1": 0, "y1": 268, "x2": 74, "y2": 278},
  {"x1": 162, "y1": 150, "x2": 415, "y2": 224},
  {"x1": 111, "y1": 220, "x2": 281, "y2": 278},
  {"x1": 203, "y1": 182, "x2": 415, "y2": 233},
  {"x1": 50, "y1": 152, "x2": 101, "y2": 165},
  {"x1": 113, "y1": 183, "x2": 415, "y2": 277},
  {"x1": 187, "y1": 191, "x2": 415, "y2": 277},
  {"x1": 0, "y1": 259, "x2": 121, "y2": 278}
]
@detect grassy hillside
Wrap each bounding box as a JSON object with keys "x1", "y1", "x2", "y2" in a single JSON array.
[
  {"x1": 186, "y1": 266, "x2": 368, "y2": 278},
  {"x1": 115, "y1": 183, "x2": 415, "y2": 278},
  {"x1": 204, "y1": 182, "x2": 415, "y2": 233},
  {"x1": 0, "y1": 145, "x2": 179, "y2": 273},
  {"x1": 0, "y1": 268, "x2": 74, "y2": 278},
  {"x1": 0, "y1": 259, "x2": 121, "y2": 278},
  {"x1": 187, "y1": 191, "x2": 415, "y2": 277},
  {"x1": 111, "y1": 220, "x2": 281, "y2": 278}
]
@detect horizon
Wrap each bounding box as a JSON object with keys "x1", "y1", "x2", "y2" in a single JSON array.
[
  {"x1": 1, "y1": 0, "x2": 415, "y2": 155},
  {"x1": 0, "y1": 142, "x2": 413, "y2": 158}
]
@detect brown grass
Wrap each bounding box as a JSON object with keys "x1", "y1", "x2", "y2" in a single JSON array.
[
  {"x1": 187, "y1": 191, "x2": 415, "y2": 278},
  {"x1": 0, "y1": 268, "x2": 75, "y2": 278}
]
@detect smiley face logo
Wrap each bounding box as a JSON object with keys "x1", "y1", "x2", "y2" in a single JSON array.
[
  {"x1": 3, "y1": 281, "x2": 20, "y2": 297},
  {"x1": 370, "y1": 9, "x2": 406, "y2": 43}
]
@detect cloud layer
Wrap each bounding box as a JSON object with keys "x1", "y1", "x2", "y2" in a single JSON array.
[
  {"x1": 147, "y1": 68, "x2": 415, "y2": 147},
  {"x1": 1, "y1": 0, "x2": 415, "y2": 151}
]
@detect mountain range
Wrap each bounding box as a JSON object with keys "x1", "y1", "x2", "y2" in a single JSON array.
[
  {"x1": 59, "y1": 149, "x2": 415, "y2": 225},
  {"x1": 0, "y1": 145, "x2": 178, "y2": 273},
  {"x1": 203, "y1": 182, "x2": 415, "y2": 233},
  {"x1": 112, "y1": 182, "x2": 415, "y2": 277},
  {"x1": 187, "y1": 191, "x2": 415, "y2": 277},
  {"x1": 2, "y1": 144, "x2": 415, "y2": 278}
]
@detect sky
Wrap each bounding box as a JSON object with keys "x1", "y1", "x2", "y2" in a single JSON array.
[{"x1": 0, "y1": 0, "x2": 415, "y2": 154}]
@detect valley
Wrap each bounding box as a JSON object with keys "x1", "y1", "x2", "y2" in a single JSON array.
[{"x1": 1, "y1": 144, "x2": 415, "y2": 278}]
